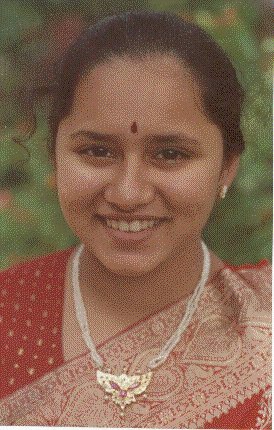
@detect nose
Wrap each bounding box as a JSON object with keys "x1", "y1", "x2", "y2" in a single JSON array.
[{"x1": 104, "y1": 155, "x2": 155, "y2": 211}]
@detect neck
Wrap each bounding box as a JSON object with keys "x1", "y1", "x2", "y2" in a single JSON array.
[{"x1": 77, "y1": 238, "x2": 208, "y2": 320}]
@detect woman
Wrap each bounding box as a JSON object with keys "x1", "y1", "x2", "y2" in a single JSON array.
[{"x1": 0, "y1": 11, "x2": 271, "y2": 428}]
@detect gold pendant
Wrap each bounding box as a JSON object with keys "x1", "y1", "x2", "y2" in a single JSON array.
[{"x1": 97, "y1": 369, "x2": 152, "y2": 416}]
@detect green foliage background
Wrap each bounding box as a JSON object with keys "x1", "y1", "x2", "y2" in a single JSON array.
[{"x1": 0, "y1": 0, "x2": 272, "y2": 270}]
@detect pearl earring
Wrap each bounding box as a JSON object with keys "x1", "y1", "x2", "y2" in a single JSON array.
[{"x1": 220, "y1": 185, "x2": 228, "y2": 199}]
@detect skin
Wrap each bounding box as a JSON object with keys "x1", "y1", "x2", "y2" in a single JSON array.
[{"x1": 54, "y1": 54, "x2": 240, "y2": 330}]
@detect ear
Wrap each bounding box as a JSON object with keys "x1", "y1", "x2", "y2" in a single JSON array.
[{"x1": 218, "y1": 154, "x2": 240, "y2": 192}]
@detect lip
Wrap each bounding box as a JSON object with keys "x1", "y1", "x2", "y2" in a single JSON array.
[
  {"x1": 96, "y1": 214, "x2": 170, "y2": 222},
  {"x1": 97, "y1": 216, "x2": 167, "y2": 243}
]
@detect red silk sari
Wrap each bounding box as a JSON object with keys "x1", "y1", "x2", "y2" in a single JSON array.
[{"x1": 0, "y1": 246, "x2": 271, "y2": 428}]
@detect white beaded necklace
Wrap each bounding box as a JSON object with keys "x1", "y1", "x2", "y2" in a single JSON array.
[{"x1": 72, "y1": 240, "x2": 210, "y2": 417}]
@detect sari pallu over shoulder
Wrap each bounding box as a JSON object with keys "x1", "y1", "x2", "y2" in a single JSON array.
[{"x1": 0, "y1": 258, "x2": 271, "y2": 429}]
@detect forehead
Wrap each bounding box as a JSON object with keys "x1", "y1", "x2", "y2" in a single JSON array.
[{"x1": 69, "y1": 54, "x2": 208, "y2": 131}]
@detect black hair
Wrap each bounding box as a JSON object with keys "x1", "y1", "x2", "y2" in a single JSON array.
[{"x1": 46, "y1": 10, "x2": 245, "y2": 165}]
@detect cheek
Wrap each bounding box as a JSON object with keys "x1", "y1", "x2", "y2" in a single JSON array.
[
  {"x1": 55, "y1": 163, "x2": 104, "y2": 213},
  {"x1": 158, "y1": 163, "x2": 221, "y2": 218}
]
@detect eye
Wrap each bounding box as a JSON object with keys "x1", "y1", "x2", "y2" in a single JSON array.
[
  {"x1": 155, "y1": 148, "x2": 191, "y2": 164},
  {"x1": 80, "y1": 145, "x2": 113, "y2": 159}
]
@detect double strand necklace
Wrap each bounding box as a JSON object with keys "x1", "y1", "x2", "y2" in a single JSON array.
[{"x1": 72, "y1": 240, "x2": 210, "y2": 417}]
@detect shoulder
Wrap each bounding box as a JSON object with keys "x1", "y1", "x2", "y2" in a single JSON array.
[
  {"x1": 225, "y1": 258, "x2": 271, "y2": 285},
  {"x1": 0, "y1": 244, "x2": 73, "y2": 334},
  {"x1": 220, "y1": 258, "x2": 271, "y2": 291},
  {"x1": 219, "y1": 258, "x2": 272, "y2": 325},
  {"x1": 0, "y1": 245, "x2": 75, "y2": 318},
  {"x1": 0, "y1": 245, "x2": 75, "y2": 280},
  {"x1": 223, "y1": 258, "x2": 271, "y2": 294},
  {"x1": 0, "y1": 246, "x2": 75, "y2": 296}
]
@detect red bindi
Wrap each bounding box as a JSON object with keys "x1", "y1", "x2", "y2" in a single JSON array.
[{"x1": 130, "y1": 121, "x2": 138, "y2": 134}]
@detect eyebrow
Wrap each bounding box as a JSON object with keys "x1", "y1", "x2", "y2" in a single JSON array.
[{"x1": 70, "y1": 129, "x2": 200, "y2": 146}]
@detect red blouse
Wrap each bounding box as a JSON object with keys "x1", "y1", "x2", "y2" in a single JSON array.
[{"x1": 1, "y1": 246, "x2": 74, "y2": 398}]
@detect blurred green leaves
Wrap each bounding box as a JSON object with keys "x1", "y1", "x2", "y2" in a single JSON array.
[{"x1": 0, "y1": 0, "x2": 42, "y2": 48}]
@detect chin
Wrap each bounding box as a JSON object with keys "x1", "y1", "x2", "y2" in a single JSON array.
[{"x1": 95, "y1": 249, "x2": 165, "y2": 277}]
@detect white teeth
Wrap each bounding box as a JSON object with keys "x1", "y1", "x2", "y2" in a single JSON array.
[
  {"x1": 111, "y1": 220, "x2": 119, "y2": 229},
  {"x1": 105, "y1": 219, "x2": 158, "y2": 232},
  {"x1": 139, "y1": 221, "x2": 149, "y2": 230},
  {"x1": 119, "y1": 221, "x2": 130, "y2": 232},
  {"x1": 130, "y1": 221, "x2": 143, "y2": 232}
]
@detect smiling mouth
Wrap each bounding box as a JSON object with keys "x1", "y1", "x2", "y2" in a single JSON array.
[{"x1": 96, "y1": 215, "x2": 166, "y2": 233}]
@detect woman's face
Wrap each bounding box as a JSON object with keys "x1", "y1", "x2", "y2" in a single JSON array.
[{"x1": 55, "y1": 54, "x2": 238, "y2": 276}]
